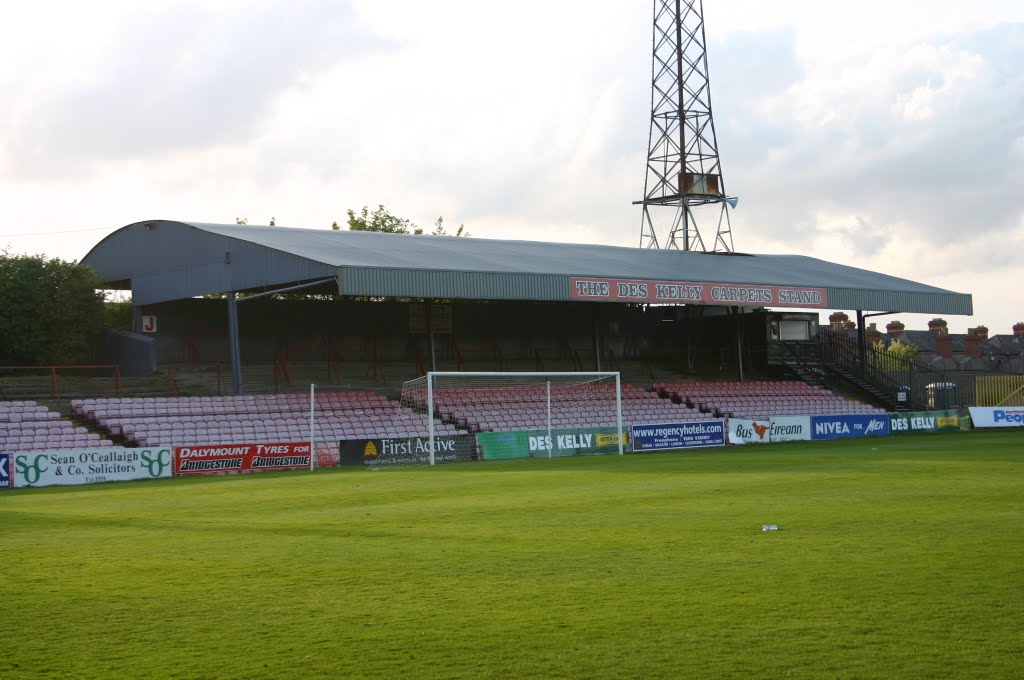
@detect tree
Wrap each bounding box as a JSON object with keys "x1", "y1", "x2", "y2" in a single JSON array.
[
  {"x1": 0, "y1": 251, "x2": 106, "y2": 365},
  {"x1": 872, "y1": 338, "x2": 920, "y2": 363},
  {"x1": 887, "y1": 338, "x2": 920, "y2": 363},
  {"x1": 346, "y1": 204, "x2": 423, "y2": 234},
  {"x1": 341, "y1": 205, "x2": 469, "y2": 237},
  {"x1": 104, "y1": 299, "x2": 134, "y2": 330},
  {"x1": 431, "y1": 216, "x2": 470, "y2": 237}
]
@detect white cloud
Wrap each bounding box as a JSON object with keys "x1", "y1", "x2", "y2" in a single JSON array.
[
  {"x1": 889, "y1": 45, "x2": 984, "y2": 122},
  {"x1": 0, "y1": 0, "x2": 384, "y2": 178}
]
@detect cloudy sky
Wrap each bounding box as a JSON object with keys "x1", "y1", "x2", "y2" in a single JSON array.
[{"x1": 2, "y1": 0, "x2": 1021, "y2": 335}]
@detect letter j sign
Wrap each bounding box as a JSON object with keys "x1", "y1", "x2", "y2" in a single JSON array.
[{"x1": 142, "y1": 316, "x2": 157, "y2": 333}]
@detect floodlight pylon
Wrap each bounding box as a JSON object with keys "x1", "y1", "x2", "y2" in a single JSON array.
[{"x1": 635, "y1": 0, "x2": 736, "y2": 252}]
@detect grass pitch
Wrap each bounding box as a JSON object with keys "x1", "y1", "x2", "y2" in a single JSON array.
[{"x1": 1, "y1": 431, "x2": 1022, "y2": 679}]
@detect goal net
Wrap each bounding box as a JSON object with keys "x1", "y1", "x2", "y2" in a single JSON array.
[{"x1": 400, "y1": 372, "x2": 625, "y2": 464}]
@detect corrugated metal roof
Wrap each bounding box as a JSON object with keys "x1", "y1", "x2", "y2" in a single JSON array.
[
  {"x1": 825, "y1": 288, "x2": 973, "y2": 316},
  {"x1": 81, "y1": 220, "x2": 973, "y2": 315},
  {"x1": 179, "y1": 222, "x2": 955, "y2": 292}
]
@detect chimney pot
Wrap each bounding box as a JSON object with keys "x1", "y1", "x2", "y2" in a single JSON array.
[
  {"x1": 866, "y1": 323, "x2": 882, "y2": 346},
  {"x1": 928, "y1": 318, "x2": 948, "y2": 336},
  {"x1": 829, "y1": 311, "x2": 850, "y2": 330}
]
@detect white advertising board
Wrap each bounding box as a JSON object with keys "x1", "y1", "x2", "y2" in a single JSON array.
[
  {"x1": 728, "y1": 418, "x2": 771, "y2": 445},
  {"x1": 12, "y1": 448, "x2": 173, "y2": 488},
  {"x1": 968, "y1": 407, "x2": 1024, "y2": 428},
  {"x1": 767, "y1": 416, "x2": 812, "y2": 442}
]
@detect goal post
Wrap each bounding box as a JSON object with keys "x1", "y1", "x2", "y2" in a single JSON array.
[
  {"x1": 401, "y1": 372, "x2": 624, "y2": 464},
  {"x1": 305, "y1": 383, "x2": 342, "y2": 470}
]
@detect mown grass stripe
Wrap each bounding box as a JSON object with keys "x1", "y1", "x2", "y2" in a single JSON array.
[{"x1": 0, "y1": 431, "x2": 1021, "y2": 679}]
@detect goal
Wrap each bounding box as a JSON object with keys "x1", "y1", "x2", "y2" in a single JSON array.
[{"x1": 400, "y1": 372, "x2": 625, "y2": 464}]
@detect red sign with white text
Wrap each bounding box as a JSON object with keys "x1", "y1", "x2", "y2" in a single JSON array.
[
  {"x1": 174, "y1": 441, "x2": 338, "y2": 475},
  {"x1": 570, "y1": 277, "x2": 827, "y2": 308}
]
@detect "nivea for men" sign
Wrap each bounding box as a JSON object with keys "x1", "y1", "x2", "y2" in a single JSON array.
[{"x1": 810, "y1": 414, "x2": 890, "y2": 440}]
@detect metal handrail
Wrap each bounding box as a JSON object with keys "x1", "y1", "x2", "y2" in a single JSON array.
[{"x1": 818, "y1": 330, "x2": 964, "y2": 410}]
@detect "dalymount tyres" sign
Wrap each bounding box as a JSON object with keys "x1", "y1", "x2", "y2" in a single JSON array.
[{"x1": 173, "y1": 442, "x2": 334, "y2": 475}]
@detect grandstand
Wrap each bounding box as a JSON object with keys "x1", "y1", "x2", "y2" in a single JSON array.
[
  {"x1": 70, "y1": 384, "x2": 639, "y2": 446},
  {"x1": 1, "y1": 400, "x2": 116, "y2": 452},
  {"x1": 80, "y1": 221, "x2": 971, "y2": 402},
  {"x1": 7, "y1": 378, "x2": 875, "y2": 451},
  {"x1": 3, "y1": 345, "x2": 895, "y2": 456},
  {"x1": 655, "y1": 380, "x2": 885, "y2": 420},
  {"x1": 73, "y1": 391, "x2": 463, "y2": 447},
  {"x1": 0, "y1": 219, "x2": 977, "y2": 466},
  {"x1": 410, "y1": 382, "x2": 709, "y2": 434}
]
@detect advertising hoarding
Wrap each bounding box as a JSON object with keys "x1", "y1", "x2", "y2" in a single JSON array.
[
  {"x1": 475, "y1": 428, "x2": 628, "y2": 461},
  {"x1": 810, "y1": 414, "x2": 889, "y2": 440},
  {"x1": 12, "y1": 448, "x2": 172, "y2": 488},
  {"x1": 728, "y1": 419, "x2": 771, "y2": 445},
  {"x1": 0, "y1": 453, "x2": 10, "y2": 489},
  {"x1": 630, "y1": 421, "x2": 726, "y2": 452},
  {"x1": 766, "y1": 416, "x2": 812, "y2": 442},
  {"x1": 728, "y1": 417, "x2": 811, "y2": 444},
  {"x1": 174, "y1": 441, "x2": 326, "y2": 475},
  {"x1": 968, "y1": 407, "x2": 1024, "y2": 428},
  {"x1": 888, "y1": 410, "x2": 960, "y2": 434},
  {"x1": 570, "y1": 277, "x2": 827, "y2": 308},
  {"x1": 340, "y1": 434, "x2": 476, "y2": 466}
]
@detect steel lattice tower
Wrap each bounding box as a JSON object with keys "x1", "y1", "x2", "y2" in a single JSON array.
[{"x1": 635, "y1": 0, "x2": 736, "y2": 251}]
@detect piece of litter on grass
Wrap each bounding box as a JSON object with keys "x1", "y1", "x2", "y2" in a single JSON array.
[{"x1": 762, "y1": 524, "x2": 779, "y2": 531}]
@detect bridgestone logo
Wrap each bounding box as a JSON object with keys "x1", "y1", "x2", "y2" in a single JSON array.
[
  {"x1": 251, "y1": 456, "x2": 309, "y2": 468},
  {"x1": 179, "y1": 458, "x2": 243, "y2": 471}
]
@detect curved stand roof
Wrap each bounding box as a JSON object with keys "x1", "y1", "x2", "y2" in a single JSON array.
[{"x1": 82, "y1": 220, "x2": 972, "y2": 315}]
